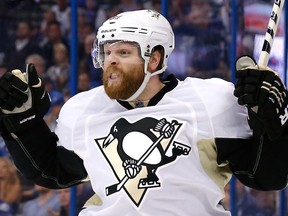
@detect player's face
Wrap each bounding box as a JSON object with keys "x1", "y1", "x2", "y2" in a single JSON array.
[{"x1": 102, "y1": 41, "x2": 145, "y2": 100}]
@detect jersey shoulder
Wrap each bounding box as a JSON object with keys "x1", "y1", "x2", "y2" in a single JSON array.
[
  {"x1": 58, "y1": 86, "x2": 108, "y2": 123},
  {"x1": 183, "y1": 77, "x2": 234, "y2": 93},
  {"x1": 180, "y1": 77, "x2": 250, "y2": 138},
  {"x1": 180, "y1": 77, "x2": 236, "y2": 106}
]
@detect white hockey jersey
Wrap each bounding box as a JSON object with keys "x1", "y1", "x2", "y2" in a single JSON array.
[{"x1": 55, "y1": 76, "x2": 252, "y2": 216}]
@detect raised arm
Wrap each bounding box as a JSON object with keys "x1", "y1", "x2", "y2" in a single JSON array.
[
  {"x1": 216, "y1": 56, "x2": 288, "y2": 191},
  {"x1": 0, "y1": 64, "x2": 87, "y2": 189}
]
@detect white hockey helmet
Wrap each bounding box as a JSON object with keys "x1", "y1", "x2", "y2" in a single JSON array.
[{"x1": 91, "y1": 9, "x2": 175, "y2": 101}]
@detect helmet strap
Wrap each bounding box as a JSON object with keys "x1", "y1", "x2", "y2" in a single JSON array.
[
  {"x1": 122, "y1": 61, "x2": 167, "y2": 102},
  {"x1": 122, "y1": 60, "x2": 150, "y2": 101}
]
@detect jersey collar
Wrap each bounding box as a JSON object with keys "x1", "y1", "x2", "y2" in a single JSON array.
[{"x1": 117, "y1": 74, "x2": 178, "y2": 110}]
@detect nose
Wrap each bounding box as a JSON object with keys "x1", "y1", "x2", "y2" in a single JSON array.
[{"x1": 106, "y1": 52, "x2": 118, "y2": 66}]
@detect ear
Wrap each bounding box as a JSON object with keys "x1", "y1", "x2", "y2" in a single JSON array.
[{"x1": 147, "y1": 50, "x2": 161, "y2": 72}]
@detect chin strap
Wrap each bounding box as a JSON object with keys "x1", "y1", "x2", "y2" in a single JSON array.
[
  {"x1": 122, "y1": 62, "x2": 167, "y2": 102},
  {"x1": 123, "y1": 71, "x2": 152, "y2": 101}
]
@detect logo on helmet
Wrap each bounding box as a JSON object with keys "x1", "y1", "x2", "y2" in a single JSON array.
[
  {"x1": 147, "y1": 10, "x2": 160, "y2": 19},
  {"x1": 101, "y1": 29, "x2": 116, "y2": 33},
  {"x1": 108, "y1": 15, "x2": 122, "y2": 21}
]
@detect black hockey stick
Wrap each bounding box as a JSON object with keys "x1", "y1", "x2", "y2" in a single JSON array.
[{"x1": 106, "y1": 120, "x2": 178, "y2": 196}]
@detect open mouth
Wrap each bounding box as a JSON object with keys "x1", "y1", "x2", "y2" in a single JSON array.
[
  {"x1": 107, "y1": 72, "x2": 122, "y2": 86},
  {"x1": 110, "y1": 72, "x2": 120, "y2": 80}
]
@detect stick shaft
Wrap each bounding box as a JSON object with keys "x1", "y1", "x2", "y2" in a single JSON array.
[{"x1": 258, "y1": 0, "x2": 285, "y2": 66}]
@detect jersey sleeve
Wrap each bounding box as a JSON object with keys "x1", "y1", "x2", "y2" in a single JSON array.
[
  {"x1": 55, "y1": 87, "x2": 109, "y2": 157},
  {"x1": 216, "y1": 135, "x2": 288, "y2": 190},
  {"x1": 1, "y1": 118, "x2": 88, "y2": 189},
  {"x1": 189, "y1": 78, "x2": 288, "y2": 190},
  {"x1": 203, "y1": 80, "x2": 288, "y2": 190}
]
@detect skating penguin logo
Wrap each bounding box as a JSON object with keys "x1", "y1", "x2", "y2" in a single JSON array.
[{"x1": 95, "y1": 117, "x2": 191, "y2": 206}]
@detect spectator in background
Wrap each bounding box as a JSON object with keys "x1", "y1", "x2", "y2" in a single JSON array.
[
  {"x1": 80, "y1": 33, "x2": 103, "y2": 87},
  {"x1": 234, "y1": 179, "x2": 259, "y2": 216},
  {"x1": 0, "y1": 66, "x2": 7, "y2": 77},
  {"x1": 82, "y1": 0, "x2": 107, "y2": 30},
  {"x1": 143, "y1": 0, "x2": 161, "y2": 12},
  {"x1": 47, "y1": 188, "x2": 70, "y2": 216},
  {"x1": 75, "y1": 8, "x2": 94, "y2": 60},
  {"x1": 77, "y1": 70, "x2": 93, "y2": 93},
  {"x1": 3, "y1": 20, "x2": 41, "y2": 71},
  {"x1": 48, "y1": 182, "x2": 94, "y2": 216},
  {"x1": 18, "y1": 178, "x2": 38, "y2": 205},
  {"x1": 39, "y1": 10, "x2": 57, "y2": 43},
  {"x1": 51, "y1": 0, "x2": 71, "y2": 36},
  {"x1": 221, "y1": 183, "x2": 230, "y2": 210},
  {"x1": 76, "y1": 182, "x2": 95, "y2": 209},
  {"x1": 21, "y1": 185, "x2": 60, "y2": 216},
  {"x1": 46, "y1": 43, "x2": 70, "y2": 91},
  {"x1": 222, "y1": 180, "x2": 278, "y2": 216},
  {"x1": 43, "y1": 77, "x2": 64, "y2": 131},
  {"x1": 40, "y1": 20, "x2": 69, "y2": 69},
  {"x1": 105, "y1": 5, "x2": 123, "y2": 21},
  {"x1": 186, "y1": 0, "x2": 212, "y2": 28},
  {"x1": 238, "y1": 34, "x2": 255, "y2": 57},
  {"x1": 184, "y1": 0, "x2": 229, "y2": 80},
  {"x1": 118, "y1": 0, "x2": 143, "y2": 11},
  {"x1": 25, "y1": 54, "x2": 47, "y2": 79},
  {"x1": 0, "y1": 157, "x2": 22, "y2": 216},
  {"x1": 44, "y1": 90, "x2": 64, "y2": 131},
  {"x1": 249, "y1": 190, "x2": 278, "y2": 216},
  {"x1": 78, "y1": 22, "x2": 94, "y2": 60},
  {"x1": 0, "y1": 136, "x2": 9, "y2": 157},
  {"x1": 167, "y1": 0, "x2": 190, "y2": 30}
]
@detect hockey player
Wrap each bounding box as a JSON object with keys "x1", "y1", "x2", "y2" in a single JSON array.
[{"x1": 0, "y1": 10, "x2": 287, "y2": 215}]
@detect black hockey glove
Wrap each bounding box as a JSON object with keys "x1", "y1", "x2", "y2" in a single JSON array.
[
  {"x1": 234, "y1": 55, "x2": 288, "y2": 140},
  {"x1": 0, "y1": 64, "x2": 50, "y2": 133}
]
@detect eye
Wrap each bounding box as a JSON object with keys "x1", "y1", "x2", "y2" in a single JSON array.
[
  {"x1": 104, "y1": 50, "x2": 111, "y2": 56},
  {"x1": 119, "y1": 49, "x2": 130, "y2": 56}
]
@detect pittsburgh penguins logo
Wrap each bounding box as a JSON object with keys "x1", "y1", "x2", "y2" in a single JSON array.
[{"x1": 94, "y1": 117, "x2": 190, "y2": 207}]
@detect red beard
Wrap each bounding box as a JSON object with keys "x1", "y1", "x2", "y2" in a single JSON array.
[{"x1": 103, "y1": 65, "x2": 145, "y2": 100}]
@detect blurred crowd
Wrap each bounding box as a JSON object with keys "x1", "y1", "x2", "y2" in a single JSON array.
[
  {"x1": 0, "y1": 0, "x2": 284, "y2": 215},
  {"x1": 0, "y1": 0, "x2": 234, "y2": 136},
  {"x1": 222, "y1": 179, "x2": 280, "y2": 216},
  {"x1": 0, "y1": 0, "x2": 233, "y2": 89},
  {"x1": 0, "y1": 154, "x2": 94, "y2": 216}
]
